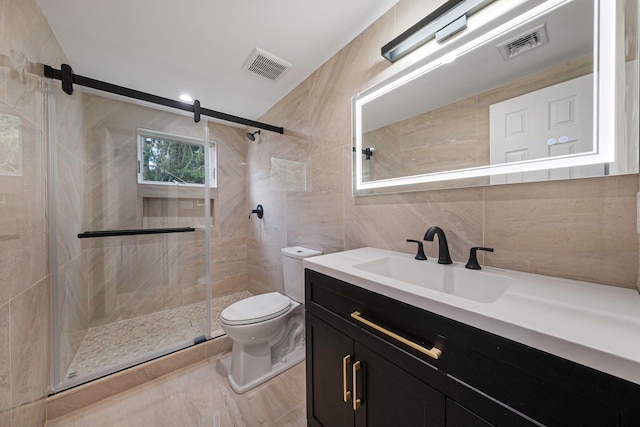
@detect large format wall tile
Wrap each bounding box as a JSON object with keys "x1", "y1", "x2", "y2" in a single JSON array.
[
  {"x1": 0, "y1": 97, "x2": 47, "y2": 308},
  {"x1": 55, "y1": 143, "x2": 85, "y2": 266},
  {"x1": 247, "y1": 238, "x2": 275, "y2": 296},
  {"x1": 50, "y1": 79, "x2": 88, "y2": 391},
  {"x1": 82, "y1": 98, "x2": 248, "y2": 326},
  {"x1": 1, "y1": 0, "x2": 71, "y2": 419},
  {"x1": 10, "y1": 278, "x2": 48, "y2": 409},
  {"x1": 345, "y1": 186, "x2": 484, "y2": 262},
  {"x1": 485, "y1": 175, "x2": 639, "y2": 288},
  {"x1": 247, "y1": 168, "x2": 288, "y2": 249},
  {"x1": 287, "y1": 192, "x2": 344, "y2": 254},
  {"x1": 310, "y1": 147, "x2": 344, "y2": 194},
  {"x1": 0, "y1": 231, "x2": 47, "y2": 309},
  {"x1": 210, "y1": 237, "x2": 248, "y2": 298},
  {"x1": 248, "y1": 0, "x2": 639, "y2": 294},
  {"x1": 57, "y1": 256, "x2": 89, "y2": 377},
  {"x1": 261, "y1": 77, "x2": 314, "y2": 139},
  {"x1": 0, "y1": 303, "x2": 10, "y2": 418}
]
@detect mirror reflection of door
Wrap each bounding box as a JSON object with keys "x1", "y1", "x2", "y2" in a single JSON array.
[{"x1": 489, "y1": 73, "x2": 603, "y2": 184}]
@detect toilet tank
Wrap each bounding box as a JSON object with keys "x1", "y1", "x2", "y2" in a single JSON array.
[{"x1": 281, "y1": 246, "x2": 322, "y2": 303}]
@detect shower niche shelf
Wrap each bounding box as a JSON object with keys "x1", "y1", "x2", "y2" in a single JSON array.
[{"x1": 142, "y1": 196, "x2": 214, "y2": 228}]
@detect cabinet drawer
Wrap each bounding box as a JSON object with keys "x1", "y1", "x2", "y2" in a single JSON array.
[
  {"x1": 355, "y1": 341, "x2": 445, "y2": 427},
  {"x1": 306, "y1": 269, "x2": 449, "y2": 368},
  {"x1": 306, "y1": 269, "x2": 640, "y2": 426}
]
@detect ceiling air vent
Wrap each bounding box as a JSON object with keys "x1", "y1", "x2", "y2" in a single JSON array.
[
  {"x1": 497, "y1": 23, "x2": 549, "y2": 61},
  {"x1": 242, "y1": 48, "x2": 292, "y2": 82}
]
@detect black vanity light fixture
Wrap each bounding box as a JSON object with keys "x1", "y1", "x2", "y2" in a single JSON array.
[{"x1": 381, "y1": 0, "x2": 494, "y2": 63}]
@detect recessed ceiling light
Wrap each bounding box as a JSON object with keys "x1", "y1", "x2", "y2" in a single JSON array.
[
  {"x1": 179, "y1": 94, "x2": 193, "y2": 102},
  {"x1": 440, "y1": 53, "x2": 457, "y2": 64}
]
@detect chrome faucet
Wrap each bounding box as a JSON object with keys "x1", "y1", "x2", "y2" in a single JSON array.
[{"x1": 424, "y1": 226, "x2": 452, "y2": 264}]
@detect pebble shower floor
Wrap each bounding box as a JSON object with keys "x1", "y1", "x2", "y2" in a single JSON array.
[{"x1": 66, "y1": 291, "x2": 252, "y2": 381}]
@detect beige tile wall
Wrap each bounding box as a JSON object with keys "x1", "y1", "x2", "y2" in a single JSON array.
[
  {"x1": 0, "y1": 0, "x2": 78, "y2": 423},
  {"x1": 1, "y1": 1, "x2": 638, "y2": 426},
  {"x1": 82, "y1": 96, "x2": 249, "y2": 326},
  {"x1": 247, "y1": 0, "x2": 639, "y2": 295},
  {"x1": 53, "y1": 71, "x2": 88, "y2": 386},
  {"x1": 82, "y1": 95, "x2": 205, "y2": 326},
  {"x1": 207, "y1": 122, "x2": 249, "y2": 297}
]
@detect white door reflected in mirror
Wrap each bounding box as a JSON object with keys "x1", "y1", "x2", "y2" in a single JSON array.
[
  {"x1": 489, "y1": 72, "x2": 603, "y2": 184},
  {"x1": 352, "y1": 0, "x2": 634, "y2": 194}
]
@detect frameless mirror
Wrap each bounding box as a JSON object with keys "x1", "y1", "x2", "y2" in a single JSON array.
[{"x1": 353, "y1": 0, "x2": 639, "y2": 194}]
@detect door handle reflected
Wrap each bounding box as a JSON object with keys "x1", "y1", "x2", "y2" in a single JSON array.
[
  {"x1": 352, "y1": 360, "x2": 362, "y2": 410},
  {"x1": 343, "y1": 355, "x2": 352, "y2": 402}
]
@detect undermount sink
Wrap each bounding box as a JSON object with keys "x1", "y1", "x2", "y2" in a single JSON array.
[{"x1": 353, "y1": 256, "x2": 512, "y2": 303}]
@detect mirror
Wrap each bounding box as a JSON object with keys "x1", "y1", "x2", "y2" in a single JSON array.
[{"x1": 353, "y1": 0, "x2": 639, "y2": 194}]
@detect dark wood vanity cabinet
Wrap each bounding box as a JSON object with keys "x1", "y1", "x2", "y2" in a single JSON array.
[
  {"x1": 305, "y1": 269, "x2": 640, "y2": 427},
  {"x1": 306, "y1": 313, "x2": 445, "y2": 426}
]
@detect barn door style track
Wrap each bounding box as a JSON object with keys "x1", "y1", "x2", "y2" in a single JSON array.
[{"x1": 43, "y1": 63, "x2": 284, "y2": 134}]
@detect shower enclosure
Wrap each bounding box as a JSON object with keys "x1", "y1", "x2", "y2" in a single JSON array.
[{"x1": 48, "y1": 88, "x2": 217, "y2": 391}]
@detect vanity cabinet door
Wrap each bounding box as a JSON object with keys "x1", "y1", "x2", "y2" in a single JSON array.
[
  {"x1": 306, "y1": 311, "x2": 446, "y2": 427},
  {"x1": 305, "y1": 268, "x2": 640, "y2": 427},
  {"x1": 353, "y1": 342, "x2": 445, "y2": 427},
  {"x1": 306, "y1": 313, "x2": 355, "y2": 427},
  {"x1": 446, "y1": 399, "x2": 494, "y2": 427}
]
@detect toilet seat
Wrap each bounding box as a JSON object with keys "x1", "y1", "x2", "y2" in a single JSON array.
[{"x1": 221, "y1": 292, "x2": 292, "y2": 326}]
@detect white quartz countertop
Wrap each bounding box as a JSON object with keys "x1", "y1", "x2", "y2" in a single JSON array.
[{"x1": 303, "y1": 247, "x2": 640, "y2": 385}]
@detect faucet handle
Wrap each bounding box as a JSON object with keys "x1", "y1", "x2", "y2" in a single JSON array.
[
  {"x1": 465, "y1": 247, "x2": 494, "y2": 270},
  {"x1": 407, "y1": 239, "x2": 427, "y2": 260}
]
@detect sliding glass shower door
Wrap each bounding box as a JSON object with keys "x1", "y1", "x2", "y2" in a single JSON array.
[{"x1": 49, "y1": 87, "x2": 212, "y2": 391}]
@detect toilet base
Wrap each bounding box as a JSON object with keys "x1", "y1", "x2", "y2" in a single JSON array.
[{"x1": 225, "y1": 345, "x2": 305, "y2": 394}]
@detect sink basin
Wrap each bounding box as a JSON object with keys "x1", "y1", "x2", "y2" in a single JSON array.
[{"x1": 353, "y1": 256, "x2": 511, "y2": 303}]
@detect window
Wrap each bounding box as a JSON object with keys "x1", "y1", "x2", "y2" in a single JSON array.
[
  {"x1": 0, "y1": 113, "x2": 22, "y2": 176},
  {"x1": 137, "y1": 129, "x2": 216, "y2": 187}
]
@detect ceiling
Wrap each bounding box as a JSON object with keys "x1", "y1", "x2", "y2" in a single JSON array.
[
  {"x1": 37, "y1": 0, "x2": 399, "y2": 125},
  {"x1": 362, "y1": 0, "x2": 593, "y2": 132}
]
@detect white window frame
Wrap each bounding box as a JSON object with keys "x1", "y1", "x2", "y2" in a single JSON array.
[{"x1": 136, "y1": 128, "x2": 217, "y2": 188}]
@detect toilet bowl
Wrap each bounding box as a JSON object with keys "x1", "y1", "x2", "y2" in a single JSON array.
[{"x1": 220, "y1": 246, "x2": 321, "y2": 393}]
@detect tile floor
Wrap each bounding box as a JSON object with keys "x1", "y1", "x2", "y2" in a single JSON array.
[
  {"x1": 47, "y1": 355, "x2": 307, "y2": 426},
  {"x1": 67, "y1": 291, "x2": 252, "y2": 383}
]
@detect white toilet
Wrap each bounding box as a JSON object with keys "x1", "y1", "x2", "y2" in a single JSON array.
[{"x1": 220, "y1": 246, "x2": 322, "y2": 393}]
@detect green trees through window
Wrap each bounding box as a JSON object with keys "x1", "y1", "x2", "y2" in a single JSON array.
[{"x1": 138, "y1": 131, "x2": 215, "y2": 187}]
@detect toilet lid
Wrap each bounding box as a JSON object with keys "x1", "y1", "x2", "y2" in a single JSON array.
[{"x1": 220, "y1": 292, "x2": 291, "y2": 326}]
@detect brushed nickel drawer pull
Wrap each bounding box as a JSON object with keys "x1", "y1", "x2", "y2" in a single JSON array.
[
  {"x1": 342, "y1": 355, "x2": 352, "y2": 402},
  {"x1": 351, "y1": 311, "x2": 442, "y2": 360},
  {"x1": 352, "y1": 360, "x2": 362, "y2": 410}
]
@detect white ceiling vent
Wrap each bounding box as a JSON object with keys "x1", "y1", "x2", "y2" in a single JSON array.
[
  {"x1": 497, "y1": 23, "x2": 549, "y2": 61},
  {"x1": 242, "y1": 48, "x2": 292, "y2": 82}
]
